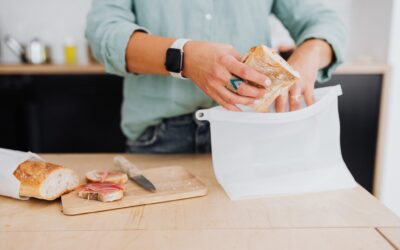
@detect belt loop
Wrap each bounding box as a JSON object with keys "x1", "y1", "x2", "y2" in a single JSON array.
[{"x1": 194, "y1": 109, "x2": 211, "y2": 153}]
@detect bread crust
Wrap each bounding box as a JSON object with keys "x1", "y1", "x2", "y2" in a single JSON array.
[
  {"x1": 227, "y1": 45, "x2": 300, "y2": 112},
  {"x1": 244, "y1": 45, "x2": 300, "y2": 112},
  {"x1": 243, "y1": 45, "x2": 299, "y2": 84},
  {"x1": 13, "y1": 160, "x2": 78, "y2": 200},
  {"x1": 78, "y1": 189, "x2": 124, "y2": 202},
  {"x1": 14, "y1": 161, "x2": 60, "y2": 198}
]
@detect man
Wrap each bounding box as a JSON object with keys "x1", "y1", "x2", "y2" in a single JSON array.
[{"x1": 86, "y1": 0, "x2": 345, "y2": 153}]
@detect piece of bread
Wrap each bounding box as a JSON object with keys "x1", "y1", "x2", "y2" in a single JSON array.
[
  {"x1": 228, "y1": 45, "x2": 300, "y2": 112},
  {"x1": 13, "y1": 160, "x2": 79, "y2": 200},
  {"x1": 85, "y1": 170, "x2": 128, "y2": 185},
  {"x1": 77, "y1": 182, "x2": 124, "y2": 202}
]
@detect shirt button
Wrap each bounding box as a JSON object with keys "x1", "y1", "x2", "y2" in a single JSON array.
[{"x1": 205, "y1": 13, "x2": 212, "y2": 20}]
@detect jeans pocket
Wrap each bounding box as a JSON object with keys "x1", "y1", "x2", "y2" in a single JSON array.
[{"x1": 127, "y1": 124, "x2": 161, "y2": 147}]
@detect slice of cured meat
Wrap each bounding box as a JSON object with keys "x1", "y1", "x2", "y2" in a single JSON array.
[
  {"x1": 85, "y1": 170, "x2": 128, "y2": 184},
  {"x1": 76, "y1": 182, "x2": 124, "y2": 202}
]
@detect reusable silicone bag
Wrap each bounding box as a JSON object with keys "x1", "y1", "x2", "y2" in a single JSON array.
[{"x1": 196, "y1": 85, "x2": 356, "y2": 200}]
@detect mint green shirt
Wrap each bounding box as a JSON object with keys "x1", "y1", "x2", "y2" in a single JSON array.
[{"x1": 86, "y1": 0, "x2": 346, "y2": 141}]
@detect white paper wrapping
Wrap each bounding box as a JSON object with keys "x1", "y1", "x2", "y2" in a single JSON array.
[{"x1": 0, "y1": 148, "x2": 42, "y2": 200}]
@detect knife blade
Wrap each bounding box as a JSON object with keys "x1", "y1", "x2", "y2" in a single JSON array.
[{"x1": 113, "y1": 156, "x2": 157, "y2": 192}]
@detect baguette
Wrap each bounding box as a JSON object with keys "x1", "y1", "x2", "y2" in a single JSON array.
[
  {"x1": 228, "y1": 45, "x2": 300, "y2": 112},
  {"x1": 13, "y1": 160, "x2": 79, "y2": 200}
]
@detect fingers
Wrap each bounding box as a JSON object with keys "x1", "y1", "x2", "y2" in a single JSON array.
[
  {"x1": 211, "y1": 67, "x2": 232, "y2": 83},
  {"x1": 230, "y1": 49, "x2": 242, "y2": 61},
  {"x1": 219, "y1": 55, "x2": 271, "y2": 88},
  {"x1": 203, "y1": 79, "x2": 256, "y2": 112},
  {"x1": 237, "y1": 83, "x2": 266, "y2": 98},
  {"x1": 289, "y1": 84, "x2": 301, "y2": 111},
  {"x1": 216, "y1": 85, "x2": 255, "y2": 106},
  {"x1": 275, "y1": 91, "x2": 288, "y2": 113},
  {"x1": 213, "y1": 95, "x2": 241, "y2": 112},
  {"x1": 202, "y1": 84, "x2": 242, "y2": 112},
  {"x1": 304, "y1": 89, "x2": 315, "y2": 106}
]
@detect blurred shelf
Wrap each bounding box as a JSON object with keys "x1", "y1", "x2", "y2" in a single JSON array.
[
  {"x1": 336, "y1": 62, "x2": 389, "y2": 75},
  {"x1": 0, "y1": 62, "x2": 388, "y2": 75},
  {"x1": 0, "y1": 64, "x2": 105, "y2": 75}
]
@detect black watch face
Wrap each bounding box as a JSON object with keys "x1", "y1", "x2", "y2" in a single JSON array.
[{"x1": 165, "y1": 48, "x2": 182, "y2": 73}]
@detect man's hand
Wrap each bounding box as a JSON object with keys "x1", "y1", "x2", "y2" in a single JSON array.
[
  {"x1": 183, "y1": 41, "x2": 271, "y2": 111},
  {"x1": 275, "y1": 39, "x2": 334, "y2": 112}
]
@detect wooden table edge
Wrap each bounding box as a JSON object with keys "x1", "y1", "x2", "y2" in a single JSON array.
[{"x1": 376, "y1": 227, "x2": 400, "y2": 250}]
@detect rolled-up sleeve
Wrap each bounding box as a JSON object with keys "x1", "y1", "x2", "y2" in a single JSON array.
[
  {"x1": 85, "y1": 0, "x2": 150, "y2": 76},
  {"x1": 272, "y1": 0, "x2": 346, "y2": 82}
]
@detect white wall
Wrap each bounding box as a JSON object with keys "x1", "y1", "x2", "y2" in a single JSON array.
[
  {"x1": 0, "y1": 0, "x2": 92, "y2": 64},
  {"x1": 376, "y1": 0, "x2": 400, "y2": 216},
  {"x1": 0, "y1": 0, "x2": 394, "y2": 64},
  {"x1": 347, "y1": 0, "x2": 393, "y2": 62},
  {"x1": 271, "y1": 0, "x2": 393, "y2": 62}
]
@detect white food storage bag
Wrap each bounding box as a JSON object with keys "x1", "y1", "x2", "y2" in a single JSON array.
[{"x1": 196, "y1": 85, "x2": 356, "y2": 200}]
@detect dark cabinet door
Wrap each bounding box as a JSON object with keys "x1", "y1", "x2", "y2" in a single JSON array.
[
  {"x1": 318, "y1": 74, "x2": 383, "y2": 192},
  {"x1": 0, "y1": 76, "x2": 30, "y2": 151},
  {"x1": 25, "y1": 75, "x2": 126, "y2": 153}
]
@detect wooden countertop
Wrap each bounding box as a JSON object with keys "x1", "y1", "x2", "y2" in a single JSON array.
[
  {"x1": 0, "y1": 62, "x2": 389, "y2": 75},
  {"x1": 377, "y1": 227, "x2": 400, "y2": 249},
  {"x1": 1, "y1": 154, "x2": 399, "y2": 250}
]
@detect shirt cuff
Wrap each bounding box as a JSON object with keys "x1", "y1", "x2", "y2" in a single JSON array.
[
  {"x1": 104, "y1": 22, "x2": 150, "y2": 77},
  {"x1": 295, "y1": 29, "x2": 345, "y2": 83}
]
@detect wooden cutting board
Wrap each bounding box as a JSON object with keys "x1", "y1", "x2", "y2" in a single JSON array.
[{"x1": 61, "y1": 166, "x2": 208, "y2": 215}]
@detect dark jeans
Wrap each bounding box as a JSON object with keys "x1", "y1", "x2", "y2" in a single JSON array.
[{"x1": 126, "y1": 113, "x2": 211, "y2": 154}]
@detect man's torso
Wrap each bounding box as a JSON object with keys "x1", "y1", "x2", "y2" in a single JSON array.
[{"x1": 122, "y1": 0, "x2": 274, "y2": 140}]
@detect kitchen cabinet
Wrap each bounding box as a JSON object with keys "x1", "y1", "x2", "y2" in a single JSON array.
[
  {"x1": 27, "y1": 75, "x2": 125, "y2": 152},
  {"x1": 0, "y1": 76, "x2": 30, "y2": 150},
  {"x1": 0, "y1": 74, "x2": 126, "y2": 153},
  {"x1": 0, "y1": 65, "x2": 384, "y2": 192},
  {"x1": 318, "y1": 74, "x2": 383, "y2": 192}
]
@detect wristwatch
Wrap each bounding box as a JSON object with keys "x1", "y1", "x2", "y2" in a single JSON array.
[{"x1": 165, "y1": 38, "x2": 191, "y2": 79}]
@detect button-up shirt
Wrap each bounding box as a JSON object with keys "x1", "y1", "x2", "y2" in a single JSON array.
[{"x1": 86, "y1": 0, "x2": 346, "y2": 141}]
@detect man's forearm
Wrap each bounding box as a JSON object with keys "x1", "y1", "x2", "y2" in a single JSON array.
[
  {"x1": 290, "y1": 39, "x2": 334, "y2": 70},
  {"x1": 125, "y1": 32, "x2": 175, "y2": 75}
]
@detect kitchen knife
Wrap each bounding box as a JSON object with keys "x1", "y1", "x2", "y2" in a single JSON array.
[{"x1": 113, "y1": 156, "x2": 157, "y2": 192}]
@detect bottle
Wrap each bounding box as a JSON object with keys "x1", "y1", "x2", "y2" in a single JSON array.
[{"x1": 64, "y1": 38, "x2": 77, "y2": 65}]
